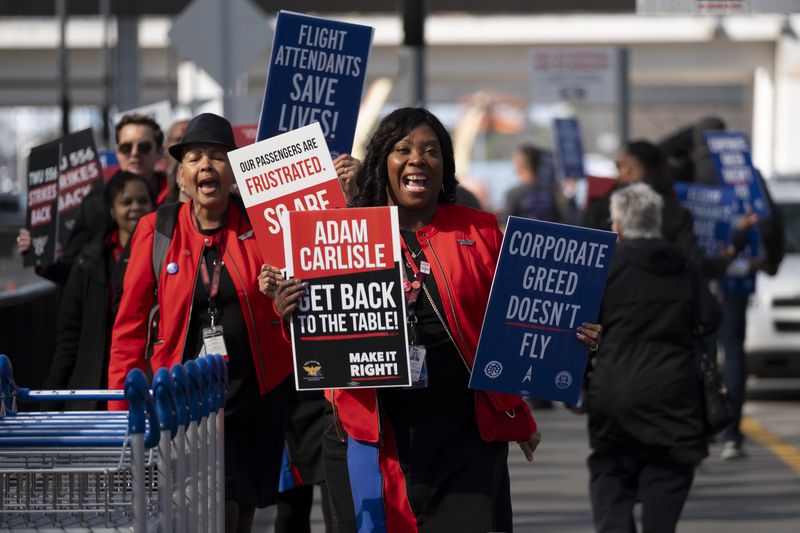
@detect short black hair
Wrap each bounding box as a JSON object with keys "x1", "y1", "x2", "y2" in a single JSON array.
[
  {"x1": 104, "y1": 171, "x2": 150, "y2": 210},
  {"x1": 115, "y1": 114, "x2": 164, "y2": 148},
  {"x1": 516, "y1": 143, "x2": 541, "y2": 174},
  {"x1": 352, "y1": 107, "x2": 457, "y2": 208},
  {"x1": 624, "y1": 140, "x2": 664, "y2": 179}
]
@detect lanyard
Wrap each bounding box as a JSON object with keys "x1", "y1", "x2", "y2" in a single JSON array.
[
  {"x1": 401, "y1": 239, "x2": 426, "y2": 342},
  {"x1": 200, "y1": 245, "x2": 222, "y2": 329}
]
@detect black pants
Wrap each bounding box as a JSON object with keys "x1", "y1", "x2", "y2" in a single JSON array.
[
  {"x1": 274, "y1": 483, "x2": 332, "y2": 533},
  {"x1": 588, "y1": 450, "x2": 695, "y2": 533},
  {"x1": 321, "y1": 409, "x2": 358, "y2": 533}
]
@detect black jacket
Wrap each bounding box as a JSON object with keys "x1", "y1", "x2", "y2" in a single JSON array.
[
  {"x1": 42, "y1": 230, "x2": 129, "y2": 410},
  {"x1": 586, "y1": 239, "x2": 721, "y2": 464}
]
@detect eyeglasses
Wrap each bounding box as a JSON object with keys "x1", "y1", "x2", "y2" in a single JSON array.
[{"x1": 118, "y1": 141, "x2": 154, "y2": 156}]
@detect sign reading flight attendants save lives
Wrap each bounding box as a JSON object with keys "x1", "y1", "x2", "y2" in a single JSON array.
[
  {"x1": 282, "y1": 207, "x2": 410, "y2": 390},
  {"x1": 470, "y1": 218, "x2": 616, "y2": 404},
  {"x1": 256, "y1": 11, "x2": 374, "y2": 155},
  {"x1": 228, "y1": 122, "x2": 347, "y2": 270}
]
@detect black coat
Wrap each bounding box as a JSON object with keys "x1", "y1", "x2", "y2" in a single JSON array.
[
  {"x1": 586, "y1": 239, "x2": 721, "y2": 464},
  {"x1": 42, "y1": 231, "x2": 129, "y2": 410}
]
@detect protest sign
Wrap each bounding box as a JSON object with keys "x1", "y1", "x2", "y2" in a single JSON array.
[
  {"x1": 97, "y1": 150, "x2": 120, "y2": 181},
  {"x1": 553, "y1": 118, "x2": 585, "y2": 181},
  {"x1": 256, "y1": 11, "x2": 374, "y2": 156},
  {"x1": 469, "y1": 217, "x2": 616, "y2": 404},
  {"x1": 675, "y1": 182, "x2": 758, "y2": 294},
  {"x1": 24, "y1": 140, "x2": 61, "y2": 267},
  {"x1": 674, "y1": 183, "x2": 737, "y2": 257},
  {"x1": 586, "y1": 175, "x2": 617, "y2": 202},
  {"x1": 282, "y1": 207, "x2": 410, "y2": 390},
  {"x1": 112, "y1": 100, "x2": 173, "y2": 136},
  {"x1": 705, "y1": 131, "x2": 769, "y2": 217},
  {"x1": 228, "y1": 122, "x2": 347, "y2": 270},
  {"x1": 57, "y1": 129, "x2": 102, "y2": 250},
  {"x1": 233, "y1": 123, "x2": 258, "y2": 148}
]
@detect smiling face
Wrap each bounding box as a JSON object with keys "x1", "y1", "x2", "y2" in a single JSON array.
[
  {"x1": 116, "y1": 124, "x2": 162, "y2": 180},
  {"x1": 110, "y1": 179, "x2": 152, "y2": 239},
  {"x1": 178, "y1": 143, "x2": 234, "y2": 216},
  {"x1": 386, "y1": 123, "x2": 444, "y2": 217}
]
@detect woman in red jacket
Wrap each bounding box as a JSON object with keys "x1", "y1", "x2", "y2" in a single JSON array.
[
  {"x1": 267, "y1": 108, "x2": 602, "y2": 532},
  {"x1": 109, "y1": 113, "x2": 292, "y2": 533}
]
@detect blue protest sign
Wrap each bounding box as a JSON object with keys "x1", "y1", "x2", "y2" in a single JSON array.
[
  {"x1": 675, "y1": 182, "x2": 757, "y2": 294},
  {"x1": 674, "y1": 183, "x2": 736, "y2": 258},
  {"x1": 256, "y1": 11, "x2": 374, "y2": 157},
  {"x1": 705, "y1": 131, "x2": 769, "y2": 217},
  {"x1": 469, "y1": 218, "x2": 616, "y2": 404},
  {"x1": 553, "y1": 118, "x2": 585, "y2": 181}
]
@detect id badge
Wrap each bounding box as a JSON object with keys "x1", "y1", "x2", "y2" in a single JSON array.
[
  {"x1": 408, "y1": 345, "x2": 428, "y2": 389},
  {"x1": 202, "y1": 326, "x2": 229, "y2": 360}
]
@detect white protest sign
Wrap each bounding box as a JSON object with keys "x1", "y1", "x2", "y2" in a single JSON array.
[{"x1": 227, "y1": 121, "x2": 347, "y2": 269}]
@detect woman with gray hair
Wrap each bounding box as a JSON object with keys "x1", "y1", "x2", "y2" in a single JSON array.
[{"x1": 584, "y1": 182, "x2": 721, "y2": 533}]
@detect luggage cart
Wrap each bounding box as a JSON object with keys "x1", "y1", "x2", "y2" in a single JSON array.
[{"x1": 0, "y1": 354, "x2": 227, "y2": 532}]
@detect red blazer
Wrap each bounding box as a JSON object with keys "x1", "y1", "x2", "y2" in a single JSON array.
[
  {"x1": 108, "y1": 200, "x2": 291, "y2": 410},
  {"x1": 329, "y1": 204, "x2": 536, "y2": 442}
]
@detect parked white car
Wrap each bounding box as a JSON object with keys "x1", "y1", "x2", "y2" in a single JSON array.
[{"x1": 745, "y1": 179, "x2": 800, "y2": 377}]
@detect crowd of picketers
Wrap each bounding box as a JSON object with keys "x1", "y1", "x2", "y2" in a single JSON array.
[{"x1": 14, "y1": 108, "x2": 783, "y2": 533}]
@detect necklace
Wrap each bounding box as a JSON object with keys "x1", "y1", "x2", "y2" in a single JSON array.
[{"x1": 401, "y1": 230, "x2": 423, "y2": 259}]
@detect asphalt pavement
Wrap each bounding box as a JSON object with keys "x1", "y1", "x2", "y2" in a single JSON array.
[{"x1": 254, "y1": 378, "x2": 800, "y2": 532}]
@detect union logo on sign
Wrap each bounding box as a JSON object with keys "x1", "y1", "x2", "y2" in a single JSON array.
[{"x1": 484, "y1": 360, "x2": 503, "y2": 379}]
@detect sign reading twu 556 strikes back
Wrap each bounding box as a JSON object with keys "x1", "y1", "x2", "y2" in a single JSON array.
[{"x1": 470, "y1": 218, "x2": 616, "y2": 404}]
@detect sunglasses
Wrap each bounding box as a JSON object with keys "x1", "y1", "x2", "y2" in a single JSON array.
[{"x1": 118, "y1": 141, "x2": 154, "y2": 156}]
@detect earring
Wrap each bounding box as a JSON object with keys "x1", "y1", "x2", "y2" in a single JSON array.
[{"x1": 180, "y1": 185, "x2": 186, "y2": 193}]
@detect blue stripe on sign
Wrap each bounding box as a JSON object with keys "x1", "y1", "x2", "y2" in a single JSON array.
[
  {"x1": 277, "y1": 447, "x2": 296, "y2": 493},
  {"x1": 347, "y1": 436, "x2": 387, "y2": 533}
]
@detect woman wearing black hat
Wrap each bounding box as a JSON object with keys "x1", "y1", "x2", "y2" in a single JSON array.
[{"x1": 108, "y1": 113, "x2": 293, "y2": 533}]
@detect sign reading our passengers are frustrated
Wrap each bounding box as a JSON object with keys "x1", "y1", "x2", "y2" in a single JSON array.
[
  {"x1": 257, "y1": 11, "x2": 374, "y2": 156},
  {"x1": 283, "y1": 207, "x2": 410, "y2": 390},
  {"x1": 470, "y1": 218, "x2": 616, "y2": 404},
  {"x1": 227, "y1": 122, "x2": 347, "y2": 270}
]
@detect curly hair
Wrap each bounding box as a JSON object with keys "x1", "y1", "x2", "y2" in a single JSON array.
[{"x1": 352, "y1": 107, "x2": 458, "y2": 208}]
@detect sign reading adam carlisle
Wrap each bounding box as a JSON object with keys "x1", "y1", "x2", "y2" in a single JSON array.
[
  {"x1": 470, "y1": 218, "x2": 616, "y2": 404},
  {"x1": 257, "y1": 11, "x2": 374, "y2": 156},
  {"x1": 283, "y1": 207, "x2": 410, "y2": 390},
  {"x1": 228, "y1": 122, "x2": 347, "y2": 270}
]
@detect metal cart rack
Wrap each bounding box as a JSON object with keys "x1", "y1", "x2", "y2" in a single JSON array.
[{"x1": 0, "y1": 353, "x2": 226, "y2": 532}]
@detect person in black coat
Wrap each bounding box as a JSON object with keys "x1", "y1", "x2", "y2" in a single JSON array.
[
  {"x1": 585, "y1": 183, "x2": 721, "y2": 533},
  {"x1": 42, "y1": 172, "x2": 153, "y2": 409}
]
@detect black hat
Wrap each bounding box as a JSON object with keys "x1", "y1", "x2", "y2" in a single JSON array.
[{"x1": 168, "y1": 113, "x2": 236, "y2": 161}]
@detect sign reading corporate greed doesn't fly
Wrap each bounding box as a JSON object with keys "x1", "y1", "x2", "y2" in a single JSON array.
[{"x1": 470, "y1": 218, "x2": 616, "y2": 404}]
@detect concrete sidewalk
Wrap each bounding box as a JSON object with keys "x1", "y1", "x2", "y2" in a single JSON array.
[{"x1": 254, "y1": 401, "x2": 800, "y2": 532}]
